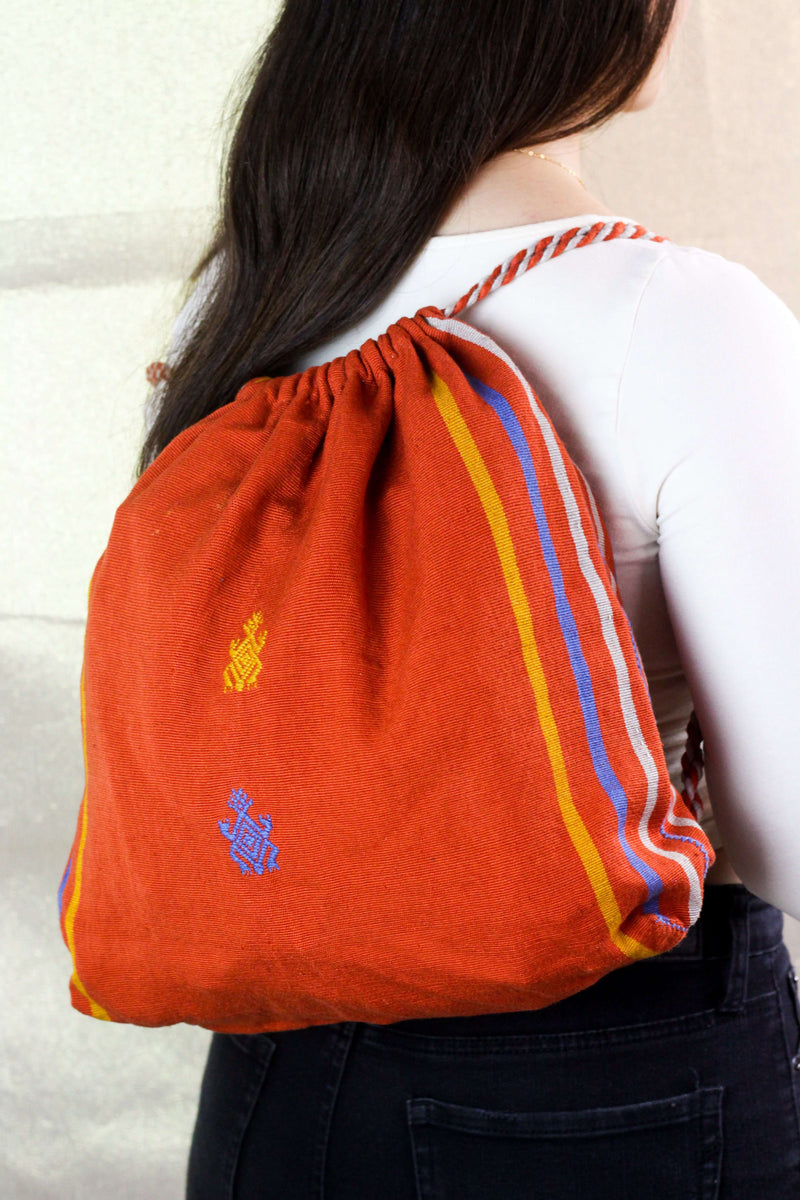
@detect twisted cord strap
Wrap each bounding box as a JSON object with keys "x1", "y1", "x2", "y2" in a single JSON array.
[
  {"x1": 442, "y1": 219, "x2": 669, "y2": 319},
  {"x1": 679, "y1": 711, "x2": 706, "y2": 819}
]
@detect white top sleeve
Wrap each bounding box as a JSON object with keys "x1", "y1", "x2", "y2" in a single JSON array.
[{"x1": 618, "y1": 246, "x2": 800, "y2": 918}]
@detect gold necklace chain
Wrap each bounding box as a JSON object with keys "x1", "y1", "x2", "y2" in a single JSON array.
[{"x1": 514, "y1": 148, "x2": 587, "y2": 192}]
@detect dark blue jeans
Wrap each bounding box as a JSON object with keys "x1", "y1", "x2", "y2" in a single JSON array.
[{"x1": 186, "y1": 885, "x2": 800, "y2": 1198}]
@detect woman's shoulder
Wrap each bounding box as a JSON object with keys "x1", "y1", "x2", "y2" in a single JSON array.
[
  {"x1": 616, "y1": 228, "x2": 800, "y2": 464},
  {"x1": 630, "y1": 231, "x2": 799, "y2": 340}
]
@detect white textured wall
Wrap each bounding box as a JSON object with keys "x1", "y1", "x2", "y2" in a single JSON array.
[{"x1": 3, "y1": 1, "x2": 799, "y2": 1196}]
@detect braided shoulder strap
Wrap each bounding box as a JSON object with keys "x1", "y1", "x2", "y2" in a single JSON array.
[{"x1": 442, "y1": 218, "x2": 669, "y2": 319}]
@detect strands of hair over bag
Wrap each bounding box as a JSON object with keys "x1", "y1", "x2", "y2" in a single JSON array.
[{"x1": 136, "y1": 0, "x2": 679, "y2": 479}]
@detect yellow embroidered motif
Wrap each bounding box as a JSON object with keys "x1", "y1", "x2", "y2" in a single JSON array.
[{"x1": 223, "y1": 611, "x2": 267, "y2": 693}]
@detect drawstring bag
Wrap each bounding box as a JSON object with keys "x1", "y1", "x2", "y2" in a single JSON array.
[{"x1": 58, "y1": 220, "x2": 714, "y2": 1034}]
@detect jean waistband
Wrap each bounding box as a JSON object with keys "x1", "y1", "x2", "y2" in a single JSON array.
[{"x1": 367, "y1": 887, "x2": 786, "y2": 1039}]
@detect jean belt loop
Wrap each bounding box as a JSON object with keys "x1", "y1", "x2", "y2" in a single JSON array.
[{"x1": 718, "y1": 890, "x2": 751, "y2": 1012}]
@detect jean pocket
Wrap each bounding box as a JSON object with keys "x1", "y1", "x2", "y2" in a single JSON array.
[
  {"x1": 186, "y1": 1033, "x2": 276, "y2": 1200},
  {"x1": 407, "y1": 1084, "x2": 723, "y2": 1200}
]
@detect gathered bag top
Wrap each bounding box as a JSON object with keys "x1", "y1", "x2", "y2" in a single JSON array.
[{"x1": 58, "y1": 219, "x2": 714, "y2": 1034}]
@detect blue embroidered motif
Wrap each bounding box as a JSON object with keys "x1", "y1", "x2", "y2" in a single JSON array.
[{"x1": 218, "y1": 787, "x2": 280, "y2": 876}]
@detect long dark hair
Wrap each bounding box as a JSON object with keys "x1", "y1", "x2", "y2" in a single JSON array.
[{"x1": 136, "y1": 0, "x2": 677, "y2": 479}]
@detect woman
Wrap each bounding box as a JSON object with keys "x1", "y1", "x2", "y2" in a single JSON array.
[{"x1": 139, "y1": 2, "x2": 800, "y2": 1196}]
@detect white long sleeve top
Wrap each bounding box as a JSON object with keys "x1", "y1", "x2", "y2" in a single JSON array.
[{"x1": 155, "y1": 212, "x2": 800, "y2": 918}]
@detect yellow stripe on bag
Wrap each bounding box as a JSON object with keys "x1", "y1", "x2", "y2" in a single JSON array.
[
  {"x1": 64, "y1": 576, "x2": 111, "y2": 1021},
  {"x1": 429, "y1": 369, "x2": 655, "y2": 961}
]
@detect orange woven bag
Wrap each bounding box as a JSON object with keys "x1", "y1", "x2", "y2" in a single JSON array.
[{"x1": 58, "y1": 220, "x2": 714, "y2": 1034}]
